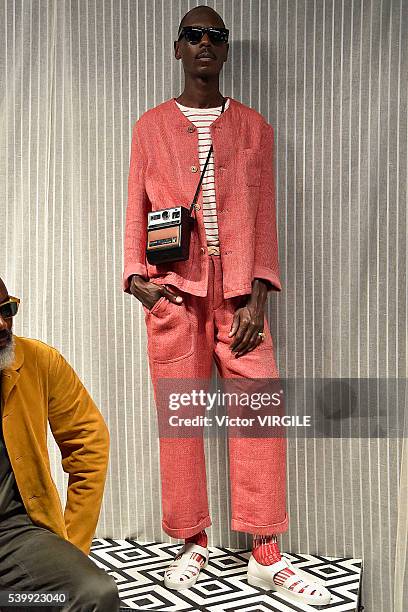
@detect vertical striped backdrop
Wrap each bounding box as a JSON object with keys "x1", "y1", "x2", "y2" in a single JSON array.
[{"x1": 1, "y1": 1, "x2": 407, "y2": 610}]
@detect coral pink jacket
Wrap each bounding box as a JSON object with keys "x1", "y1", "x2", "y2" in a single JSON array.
[{"x1": 123, "y1": 97, "x2": 282, "y2": 299}]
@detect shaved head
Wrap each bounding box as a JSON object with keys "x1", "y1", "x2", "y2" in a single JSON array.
[
  {"x1": 174, "y1": 4, "x2": 229, "y2": 85},
  {"x1": 178, "y1": 5, "x2": 225, "y2": 36}
]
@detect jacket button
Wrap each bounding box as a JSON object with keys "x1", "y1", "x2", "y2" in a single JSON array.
[
  {"x1": 187, "y1": 126, "x2": 195, "y2": 133},
  {"x1": 191, "y1": 165, "x2": 198, "y2": 173},
  {"x1": 200, "y1": 247, "x2": 206, "y2": 254},
  {"x1": 194, "y1": 204, "x2": 201, "y2": 211}
]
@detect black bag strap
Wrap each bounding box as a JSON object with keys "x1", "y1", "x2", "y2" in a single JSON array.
[{"x1": 188, "y1": 96, "x2": 226, "y2": 217}]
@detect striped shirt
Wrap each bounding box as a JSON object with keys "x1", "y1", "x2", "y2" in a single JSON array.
[{"x1": 175, "y1": 98, "x2": 231, "y2": 248}]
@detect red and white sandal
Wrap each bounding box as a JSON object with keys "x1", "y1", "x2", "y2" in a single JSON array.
[
  {"x1": 164, "y1": 543, "x2": 209, "y2": 591},
  {"x1": 247, "y1": 555, "x2": 332, "y2": 606}
]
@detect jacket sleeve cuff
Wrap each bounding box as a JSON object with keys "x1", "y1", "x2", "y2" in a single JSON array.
[
  {"x1": 253, "y1": 266, "x2": 282, "y2": 292},
  {"x1": 123, "y1": 264, "x2": 149, "y2": 292}
]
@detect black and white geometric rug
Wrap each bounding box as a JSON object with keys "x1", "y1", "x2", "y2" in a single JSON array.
[{"x1": 89, "y1": 539, "x2": 363, "y2": 612}]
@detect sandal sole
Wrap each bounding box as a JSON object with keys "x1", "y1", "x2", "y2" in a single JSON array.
[{"x1": 247, "y1": 574, "x2": 331, "y2": 606}]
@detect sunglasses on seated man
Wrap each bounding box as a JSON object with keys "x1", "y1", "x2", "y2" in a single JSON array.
[
  {"x1": 177, "y1": 26, "x2": 229, "y2": 45},
  {"x1": 0, "y1": 297, "x2": 20, "y2": 319}
]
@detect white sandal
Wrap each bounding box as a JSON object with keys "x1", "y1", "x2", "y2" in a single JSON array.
[
  {"x1": 247, "y1": 555, "x2": 332, "y2": 606},
  {"x1": 164, "y1": 543, "x2": 209, "y2": 591}
]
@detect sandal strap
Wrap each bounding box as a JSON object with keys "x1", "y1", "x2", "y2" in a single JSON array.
[
  {"x1": 182, "y1": 542, "x2": 209, "y2": 561},
  {"x1": 283, "y1": 573, "x2": 306, "y2": 590},
  {"x1": 165, "y1": 559, "x2": 201, "y2": 574},
  {"x1": 183, "y1": 558, "x2": 204, "y2": 572},
  {"x1": 166, "y1": 543, "x2": 208, "y2": 575},
  {"x1": 290, "y1": 579, "x2": 309, "y2": 593},
  {"x1": 282, "y1": 572, "x2": 322, "y2": 596},
  {"x1": 266, "y1": 558, "x2": 290, "y2": 575},
  {"x1": 303, "y1": 582, "x2": 322, "y2": 596}
]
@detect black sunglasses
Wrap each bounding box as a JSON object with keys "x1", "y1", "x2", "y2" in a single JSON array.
[
  {"x1": 177, "y1": 26, "x2": 229, "y2": 45},
  {"x1": 0, "y1": 297, "x2": 20, "y2": 319}
]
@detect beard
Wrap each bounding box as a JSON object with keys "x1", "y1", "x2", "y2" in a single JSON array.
[{"x1": 0, "y1": 333, "x2": 15, "y2": 371}]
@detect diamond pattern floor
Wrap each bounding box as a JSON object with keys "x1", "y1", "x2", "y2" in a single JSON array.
[{"x1": 89, "y1": 539, "x2": 363, "y2": 612}]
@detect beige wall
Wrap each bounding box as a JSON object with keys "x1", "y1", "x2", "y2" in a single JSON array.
[{"x1": 1, "y1": 1, "x2": 407, "y2": 610}]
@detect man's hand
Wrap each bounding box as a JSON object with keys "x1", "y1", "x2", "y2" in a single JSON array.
[
  {"x1": 228, "y1": 279, "x2": 269, "y2": 357},
  {"x1": 129, "y1": 275, "x2": 183, "y2": 310}
]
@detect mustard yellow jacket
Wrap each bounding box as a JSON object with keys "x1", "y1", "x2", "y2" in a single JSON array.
[{"x1": 0, "y1": 335, "x2": 109, "y2": 555}]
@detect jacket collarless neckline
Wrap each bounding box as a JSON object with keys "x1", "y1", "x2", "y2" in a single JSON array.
[{"x1": 170, "y1": 96, "x2": 233, "y2": 128}]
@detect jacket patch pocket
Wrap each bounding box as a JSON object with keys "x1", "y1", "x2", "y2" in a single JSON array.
[
  {"x1": 242, "y1": 149, "x2": 261, "y2": 187},
  {"x1": 145, "y1": 298, "x2": 194, "y2": 363}
]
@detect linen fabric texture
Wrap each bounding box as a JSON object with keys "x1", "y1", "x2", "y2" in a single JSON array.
[
  {"x1": 123, "y1": 97, "x2": 282, "y2": 298},
  {"x1": 143, "y1": 255, "x2": 288, "y2": 538}
]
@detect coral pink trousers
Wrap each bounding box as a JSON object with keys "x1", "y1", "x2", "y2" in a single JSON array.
[{"x1": 143, "y1": 254, "x2": 288, "y2": 539}]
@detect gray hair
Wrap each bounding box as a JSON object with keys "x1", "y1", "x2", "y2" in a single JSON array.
[{"x1": 0, "y1": 334, "x2": 15, "y2": 371}]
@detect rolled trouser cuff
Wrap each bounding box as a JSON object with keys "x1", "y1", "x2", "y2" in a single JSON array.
[
  {"x1": 162, "y1": 515, "x2": 212, "y2": 539},
  {"x1": 231, "y1": 512, "x2": 289, "y2": 535}
]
